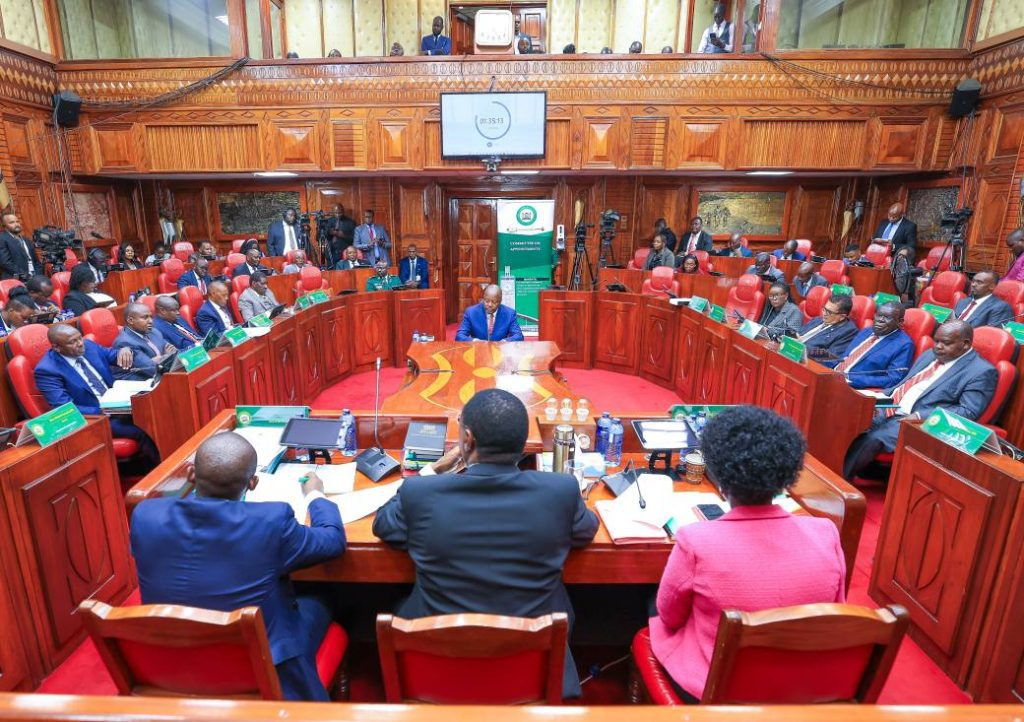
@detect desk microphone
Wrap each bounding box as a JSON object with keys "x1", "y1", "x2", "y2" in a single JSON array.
[
  {"x1": 353, "y1": 356, "x2": 400, "y2": 482},
  {"x1": 635, "y1": 474, "x2": 646, "y2": 510}
]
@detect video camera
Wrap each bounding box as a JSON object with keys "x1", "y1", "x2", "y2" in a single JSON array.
[
  {"x1": 599, "y1": 209, "x2": 621, "y2": 233},
  {"x1": 32, "y1": 226, "x2": 82, "y2": 273},
  {"x1": 940, "y1": 207, "x2": 972, "y2": 247}
]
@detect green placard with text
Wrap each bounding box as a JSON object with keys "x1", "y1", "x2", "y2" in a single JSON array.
[
  {"x1": 236, "y1": 406, "x2": 310, "y2": 427},
  {"x1": 688, "y1": 296, "x2": 709, "y2": 313},
  {"x1": 17, "y1": 403, "x2": 87, "y2": 448},
  {"x1": 874, "y1": 292, "x2": 901, "y2": 306},
  {"x1": 309, "y1": 289, "x2": 330, "y2": 304},
  {"x1": 248, "y1": 313, "x2": 273, "y2": 327},
  {"x1": 1004, "y1": 322, "x2": 1024, "y2": 344},
  {"x1": 922, "y1": 303, "x2": 953, "y2": 323},
  {"x1": 175, "y1": 345, "x2": 211, "y2": 372},
  {"x1": 777, "y1": 335, "x2": 807, "y2": 364},
  {"x1": 221, "y1": 326, "x2": 249, "y2": 347},
  {"x1": 295, "y1": 294, "x2": 313, "y2": 311},
  {"x1": 738, "y1": 319, "x2": 763, "y2": 339},
  {"x1": 669, "y1": 404, "x2": 733, "y2": 420},
  {"x1": 921, "y1": 408, "x2": 1000, "y2": 456},
  {"x1": 708, "y1": 304, "x2": 727, "y2": 323},
  {"x1": 831, "y1": 283, "x2": 854, "y2": 296},
  {"x1": 496, "y1": 200, "x2": 555, "y2": 336}
]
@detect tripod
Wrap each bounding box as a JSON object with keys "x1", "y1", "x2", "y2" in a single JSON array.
[{"x1": 568, "y1": 239, "x2": 597, "y2": 291}]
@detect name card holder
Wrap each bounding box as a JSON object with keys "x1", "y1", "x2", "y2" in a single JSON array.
[{"x1": 17, "y1": 402, "x2": 87, "y2": 447}]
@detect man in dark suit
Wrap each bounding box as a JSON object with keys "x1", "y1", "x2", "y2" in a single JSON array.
[
  {"x1": 0, "y1": 212, "x2": 41, "y2": 280},
  {"x1": 334, "y1": 246, "x2": 368, "y2": 271},
  {"x1": 325, "y1": 204, "x2": 356, "y2": 261},
  {"x1": 679, "y1": 216, "x2": 713, "y2": 255},
  {"x1": 834, "y1": 302, "x2": 915, "y2": 389},
  {"x1": 745, "y1": 252, "x2": 785, "y2": 283},
  {"x1": 793, "y1": 262, "x2": 828, "y2": 297},
  {"x1": 354, "y1": 210, "x2": 391, "y2": 267},
  {"x1": 86, "y1": 248, "x2": 109, "y2": 284},
  {"x1": 715, "y1": 232, "x2": 753, "y2": 258},
  {"x1": 177, "y1": 255, "x2": 211, "y2": 293},
  {"x1": 844, "y1": 320, "x2": 997, "y2": 480},
  {"x1": 130, "y1": 432, "x2": 346, "y2": 701},
  {"x1": 35, "y1": 324, "x2": 158, "y2": 468},
  {"x1": 153, "y1": 296, "x2": 202, "y2": 349},
  {"x1": 195, "y1": 281, "x2": 238, "y2": 337},
  {"x1": 654, "y1": 218, "x2": 678, "y2": 253},
  {"x1": 398, "y1": 244, "x2": 429, "y2": 288},
  {"x1": 112, "y1": 303, "x2": 175, "y2": 380},
  {"x1": 797, "y1": 293, "x2": 859, "y2": 366},
  {"x1": 455, "y1": 285, "x2": 525, "y2": 342},
  {"x1": 873, "y1": 203, "x2": 917, "y2": 258},
  {"x1": 267, "y1": 209, "x2": 304, "y2": 258},
  {"x1": 772, "y1": 240, "x2": 806, "y2": 262},
  {"x1": 953, "y1": 271, "x2": 1015, "y2": 329},
  {"x1": 420, "y1": 15, "x2": 451, "y2": 55},
  {"x1": 374, "y1": 389, "x2": 598, "y2": 698},
  {"x1": 232, "y1": 247, "x2": 272, "y2": 279}
]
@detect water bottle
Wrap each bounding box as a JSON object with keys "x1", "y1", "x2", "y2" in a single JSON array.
[
  {"x1": 605, "y1": 417, "x2": 623, "y2": 466},
  {"x1": 413, "y1": 330, "x2": 421, "y2": 344},
  {"x1": 696, "y1": 411, "x2": 708, "y2": 434},
  {"x1": 595, "y1": 412, "x2": 612, "y2": 455},
  {"x1": 340, "y1": 409, "x2": 357, "y2": 456}
]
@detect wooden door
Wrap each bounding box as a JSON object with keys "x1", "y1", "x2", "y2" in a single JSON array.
[
  {"x1": 517, "y1": 7, "x2": 546, "y2": 51},
  {"x1": 449, "y1": 198, "x2": 496, "y2": 322}
]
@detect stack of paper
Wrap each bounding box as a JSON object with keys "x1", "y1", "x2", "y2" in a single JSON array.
[
  {"x1": 246, "y1": 463, "x2": 361, "y2": 521},
  {"x1": 233, "y1": 426, "x2": 287, "y2": 470},
  {"x1": 244, "y1": 326, "x2": 272, "y2": 338},
  {"x1": 100, "y1": 380, "x2": 154, "y2": 412},
  {"x1": 595, "y1": 474, "x2": 675, "y2": 544},
  {"x1": 329, "y1": 480, "x2": 403, "y2": 525}
]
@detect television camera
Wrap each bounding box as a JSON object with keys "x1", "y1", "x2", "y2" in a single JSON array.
[{"x1": 32, "y1": 226, "x2": 82, "y2": 274}]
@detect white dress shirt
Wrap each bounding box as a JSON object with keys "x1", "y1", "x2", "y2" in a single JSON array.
[
  {"x1": 16, "y1": 235, "x2": 34, "y2": 275},
  {"x1": 957, "y1": 293, "x2": 993, "y2": 321},
  {"x1": 214, "y1": 303, "x2": 235, "y2": 328},
  {"x1": 896, "y1": 350, "x2": 974, "y2": 416},
  {"x1": 283, "y1": 223, "x2": 298, "y2": 253},
  {"x1": 799, "y1": 320, "x2": 839, "y2": 343}
]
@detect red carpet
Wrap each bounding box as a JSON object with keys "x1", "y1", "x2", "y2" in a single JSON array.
[{"x1": 36, "y1": 366, "x2": 970, "y2": 705}]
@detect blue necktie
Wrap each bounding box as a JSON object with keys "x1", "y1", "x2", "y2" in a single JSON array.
[
  {"x1": 76, "y1": 358, "x2": 108, "y2": 397},
  {"x1": 884, "y1": 222, "x2": 896, "y2": 240}
]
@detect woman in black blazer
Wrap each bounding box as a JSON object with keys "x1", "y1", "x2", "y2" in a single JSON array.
[
  {"x1": 62, "y1": 264, "x2": 98, "y2": 318},
  {"x1": 117, "y1": 241, "x2": 144, "y2": 271}
]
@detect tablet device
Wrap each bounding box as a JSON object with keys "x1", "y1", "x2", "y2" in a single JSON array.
[
  {"x1": 268, "y1": 304, "x2": 287, "y2": 319},
  {"x1": 279, "y1": 417, "x2": 344, "y2": 449}
]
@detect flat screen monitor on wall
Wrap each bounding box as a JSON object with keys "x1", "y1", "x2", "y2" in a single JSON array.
[{"x1": 440, "y1": 92, "x2": 546, "y2": 159}]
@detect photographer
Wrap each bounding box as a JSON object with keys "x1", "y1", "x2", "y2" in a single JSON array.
[
  {"x1": 0, "y1": 212, "x2": 41, "y2": 280},
  {"x1": 267, "y1": 208, "x2": 303, "y2": 257}
]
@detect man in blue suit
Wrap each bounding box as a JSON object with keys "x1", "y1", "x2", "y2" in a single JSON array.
[
  {"x1": 130, "y1": 432, "x2": 346, "y2": 701},
  {"x1": 455, "y1": 285, "x2": 524, "y2": 342},
  {"x1": 793, "y1": 262, "x2": 828, "y2": 297},
  {"x1": 177, "y1": 255, "x2": 211, "y2": 293},
  {"x1": 398, "y1": 244, "x2": 429, "y2": 289},
  {"x1": 267, "y1": 209, "x2": 304, "y2": 257},
  {"x1": 797, "y1": 293, "x2": 859, "y2": 367},
  {"x1": 153, "y1": 296, "x2": 203, "y2": 349},
  {"x1": 844, "y1": 320, "x2": 996, "y2": 480},
  {"x1": 374, "y1": 389, "x2": 598, "y2": 699},
  {"x1": 420, "y1": 16, "x2": 451, "y2": 55},
  {"x1": 772, "y1": 240, "x2": 806, "y2": 262},
  {"x1": 35, "y1": 324, "x2": 159, "y2": 468},
  {"x1": 354, "y1": 210, "x2": 391, "y2": 267},
  {"x1": 111, "y1": 304, "x2": 176, "y2": 381},
  {"x1": 195, "y1": 281, "x2": 239, "y2": 337},
  {"x1": 834, "y1": 302, "x2": 915, "y2": 389},
  {"x1": 232, "y1": 247, "x2": 273, "y2": 279},
  {"x1": 953, "y1": 271, "x2": 1015, "y2": 329}
]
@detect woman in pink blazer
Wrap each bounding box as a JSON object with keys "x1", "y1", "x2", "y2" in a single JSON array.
[{"x1": 650, "y1": 406, "x2": 846, "y2": 701}]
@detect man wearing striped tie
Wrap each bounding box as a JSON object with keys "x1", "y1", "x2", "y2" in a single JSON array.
[
  {"x1": 842, "y1": 320, "x2": 996, "y2": 481},
  {"x1": 834, "y1": 302, "x2": 915, "y2": 389},
  {"x1": 152, "y1": 296, "x2": 203, "y2": 350}
]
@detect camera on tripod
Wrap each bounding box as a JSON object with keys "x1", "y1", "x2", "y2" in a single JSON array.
[
  {"x1": 940, "y1": 207, "x2": 972, "y2": 246},
  {"x1": 33, "y1": 226, "x2": 82, "y2": 273},
  {"x1": 599, "y1": 209, "x2": 621, "y2": 232}
]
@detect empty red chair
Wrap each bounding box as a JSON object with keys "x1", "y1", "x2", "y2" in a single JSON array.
[
  {"x1": 694, "y1": 250, "x2": 714, "y2": 274},
  {"x1": 919, "y1": 271, "x2": 967, "y2": 309},
  {"x1": 232, "y1": 239, "x2": 247, "y2": 253},
  {"x1": 80, "y1": 308, "x2": 122, "y2": 347},
  {"x1": 864, "y1": 243, "x2": 891, "y2": 268},
  {"x1": 819, "y1": 260, "x2": 850, "y2": 286},
  {"x1": 294, "y1": 266, "x2": 329, "y2": 298},
  {"x1": 916, "y1": 246, "x2": 952, "y2": 274},
  {"x1": 0, "y1": 279, "x2": 26, "y2": 305},
  {"x1": 994, "y1": 280, "x2": 1024, "y2": 322},
  {"x1": 850, "y1": 295, "x2": 876, "y2": 329},
  {"x1": 158, "y1": 258, "x2": 185, "y2": 294},
  {"x1": 901, "y1": 308, "x2": 936, "y2": 359},
  {"x1": 138, "y1": 296, "x2": 159, "y2": 314},
  {"x1": 641, "y1": 266, "x2": 680, "y2": 297},
  {"x1": 226, "y1": 253, "x2": 246, "y2": 274},
  {"x1": 51, "y1": 271, "x2": 71, "y2": 296},
  {"x1": 795, "y1": 239, "x2": 813, "y2": 258},
  {"x1": 799, "y1": 285, "x2": 830, "y2": 323},
  {"x1": 64, "y1": 248, "x2": 80, "y2": 270},
  {"x1": 725, "y1": 275, "x2": 765, "y2": 320},
  {"x1": 973, "y1": 327, "x2": 1018, "y2": 431},
  {"x1": 177, "y1": 286, "x2": 204, "y2": 329},
  {"x1": 230, "y1": 291, "x2": 243, "y2": 322},
  {"x1": 172, "y1": 242, "x2": 195, "y2": 263},
  {"x1": 231, "y1": 275, "x2": 251, "y2": 295},
  {"x1": 628, "y1": 248, "x2": 651, "y2": 270}
]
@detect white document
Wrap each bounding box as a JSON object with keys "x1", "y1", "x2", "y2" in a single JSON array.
[
  {"x1": 595, "y1": 474, "x2": 676, "y2": 543},
  {"x1": 233, "y1": 426, "x2": 286, "y2": 469},
  {"x1": 330, "y1": 480, "x2": 403, "y2": 525},
  {"x1": 100, "y1": 380, "x2": 154, "y2": 410},
  {"x1": 246, "y1": 470, "x2": 309, "y2": 521},
  {"x1": 665, "y1": 492, "x2": 730, "y2": 528},
  {"x1": 244, "y1": 326, "x2": 272, "y2": 338}
]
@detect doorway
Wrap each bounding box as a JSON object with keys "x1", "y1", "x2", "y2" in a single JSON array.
[
  {"x1": 448, "y1": 3, "x2": 548, "y2": 54},
  {"x1": 446, "y1": 198, "x2": 497, "y2": 322}
]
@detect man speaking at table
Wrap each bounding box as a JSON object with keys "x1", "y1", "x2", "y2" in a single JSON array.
[
  {"x1": 373, "y1": 388, "x2": 599, "y2": 699},
  {"x1": 455, "y1": 285, "x2": 524, "y2": 342}
]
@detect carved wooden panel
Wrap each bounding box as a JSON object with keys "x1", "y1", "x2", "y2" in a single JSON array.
[
  {"x1": 672, "y1": 120, "x2": 725, "y2": 168},
  {"x1": 580, "y1": 116, "x2": 620, "y2": 169},
  {"x1": 195, "y1": 363, "x2": 238, "y2": 426},
  {"x1": 270, "y1": 322, "x2": 301, "y2": 405},
  {"x1": 593, "y1": 292, "x2": 640, "y2": 374},
  {"x1": 739, "y1": 120, "x2": 868, "y2": 170},
  {"x1": 538, "y1": 291, "x2": 593, "y2": 368},
  {"x1": 0, "y1": 541, "x2": 29, "y2": 691},
  {"x1": 320, "y1": 300, "x2": 353, "y2": 384},
  {"x1": 790, "y1": 186, "x2": 842, "y2": 248},
  {"x1": 694, "y1": 320, "x2": 728, "y2": 403},
  {"x1": 350, "y1": 293, "x2": 394, "y2": 370},
  {"x1": 639, "y1": 297, "x2": 677, "y2": 385},
  {"x1": 723, "y1": 334, "x2": 764, "y2": 404},
  {"x1": 377, "y1": 120, "x2": 412, "y2": 168},
  {"x1": 90, "y1": 124, "x2": 137, "y2": 171},
  {"x1": 145, "y1": 125, "x2": 261, "y2": 171},
  {"x1": 298, "y1": 312, "x2": 323, "y2": 398},
  {"x1": 976, "y1": 515, "x2": 1024, "y2": 702},
  {"x1": 757, "y1": 355, "x2": 814, "y2": 429},
  {"x1": 875, "y1": 120, "x2": 926, "y2": 168},
  {"x1": 989, "y1": 108, "x2": 1024, "y2": 162},
  {"x1": 331, "y1": 121, "x2": 368, "y2": 169},
  {"x1": 637, "y1": 185, "x2": 685, "y2": 247},
  {"x1": 393, "y1": 292, "x2": 445, "y2": 366},
  {"x1": 270, "y1": 122, "x2": 320, "y2": 170},
  {"x1": 629, "y1": 117, "x2": 668, "y2": 169},
  {"x1": 2, "y1": 115, "x2": 33, "y2": 168},
  {"x1": 674, "y1": 308, "x2": 702, "y2": 401},
  {"x1": 454, "y1": 200, "x2": 496, "y2": 320},
  {"x1": 233, "y1": 339, "x2": 274, "y2": 406}
]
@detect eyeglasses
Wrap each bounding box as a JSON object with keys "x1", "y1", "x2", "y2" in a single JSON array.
[{"x1": 822, "y1": 307, "x2": 844, "y2": 316}]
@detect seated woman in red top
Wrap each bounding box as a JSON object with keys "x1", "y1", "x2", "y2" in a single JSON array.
[{"x1": 649, "y1": 406, "x2": 846, "y2": 702}]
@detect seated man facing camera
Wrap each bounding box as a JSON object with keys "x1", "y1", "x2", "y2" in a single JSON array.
[{"x1": 455, "y1": 285, "x2": 524, "y2": 342}]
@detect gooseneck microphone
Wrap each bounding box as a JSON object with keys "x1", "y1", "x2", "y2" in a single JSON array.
[{"x1": 354, "y1": 355, "x2": 400, "y2": 482}]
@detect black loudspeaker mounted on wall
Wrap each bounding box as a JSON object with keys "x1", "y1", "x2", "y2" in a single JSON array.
[
  {"x1": 51, "y1": 90, "x2": 82, "y2": 128},
  {"x1": 949, "y1": 78, "x2": 981, "y2": 119}
]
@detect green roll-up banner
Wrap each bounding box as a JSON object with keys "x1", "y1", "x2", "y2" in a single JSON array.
[{"x1": 496, "y1": 200, "x2": 554, "y2": 336}]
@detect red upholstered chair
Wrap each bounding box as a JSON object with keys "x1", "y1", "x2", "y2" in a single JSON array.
[
  {"x1": 0, "y1": 279, "x2": 26, "y2": 305},
  {"x1": 80, "y1": 308, "x2": 122, "y2": 347},
  {"x1": 628, "y1": 627, "x2": 683, "y2": 705},
  {"x1": 80, "y1": 600, "x2": 348, "y2": 700},
  {"x1": 158, "y1": 258, "x2": 185, "y2": 294},
  {"x1": 284, "y1": 250, "x2": 298, "y2": 264},
  {"x1": 901, "y1": 308, "x2": 936, "y2": 360},
  {"x1": 628, "y1": 248, "x2": 651, "y2": 270},
  {"x1": 641, "y1": 266, "x2": 680, "y2": 298},
  {"x1": 232, "y1": 240, "x2": 247, "y2": 253},
  {"x1": 919, "y1": 271, "x2": 967, "y2": 309},
  {"x1": 229, "y1": 291, "x2": 242, "y2": 323},
  {"x1": 799, "y1": 285, "x2": 830, "y2": 323},
  {"x1": 172, "y1": 242, "x2": 195, "y2": 263},
  {"x1": 138, "y1": 296, "x2": 158, "y2": 314},
  {"x1": 51, "y1": 271, "x2": 71, "y2": 296},
  {"x1": 231, "y1": 275, "x2": 251, "y2": 295},
  {"x1": 850, "y1": 295, "x2": 876, "y2": 329},
  {"x1": 972, "y1": 327, "x2": 1019, "y2": 433},
  {"x1": 694, "y1": 250, "x2": 714, "y2": 274},
  {"x1": 994, "y1": 280, "x2": 1024, "y2": 322},
  {"x1": 795, "y1": 239, "x2": 813, "y2": 258},
  {"x1": 63, "y1": 248, "x2": 80, "y2": 270},
  {"x1": 294, "y1": 266, "x2": 329, "y2": 298},
  {"x1": 820, "y1": 260, "x2": 850, "y2": 286},
  {"x1": 177, "y1": 286, "x2": 204, "y2": 329},
  {"x1": 376, "y1": 613, "x2": 567, "y2": 705},
  {"x1": 916, "y1": 246, "x2": 952, "y2": 274},
  {"x1": 725, "y1": 275, "x2": 765, "y2": 320},
  {"x1": 864, "y1": 243, "x2": 891, "y2": 268},
  {"x1": 226, "y1": 253, "x2": 246, "y2": 274}
]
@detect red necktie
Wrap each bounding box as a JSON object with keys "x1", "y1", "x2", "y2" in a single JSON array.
[
  {"x1": 835, "y1": 335, "x2": 880, "y2": 372},
  {"x1": 958, "y1": 300, "x2": 977, "y2": 320},
  {"x1": 487, "y1": 313, "x2": 495, "y2": 340},
  {"x1": 885, "y1": 361, "x2": 942, "y2": 417},
  {"x1": 199, "y1": 277, "x2": 206, "y2": 295},
  {"x1": 177, "y1": 323, "x2": 199, "y2": 342}
]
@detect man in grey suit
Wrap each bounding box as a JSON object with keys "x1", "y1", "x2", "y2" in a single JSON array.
[
  {"x1": 112, "y1": 303, "x2": 176, "y2": 381},
  {"x1": 373, "y1": 388, "x2": 599, "y2": 699},
  {"x1": 843, "y1": 320, "x2": 997, "y2": 480},
  {"x1": 793, "y1": 262, "x2": 828, "y2": 297},
  {"x1": 953, "y1": 271, "x2": 1015, "y2": 329},
  {"x1": 354, "y1": 209, "x2": 391, "y2": 267}
]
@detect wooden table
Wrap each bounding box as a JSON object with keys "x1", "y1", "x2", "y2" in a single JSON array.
[{"x1": 99, "y1": 267, "x2": 160, "y2": 304}]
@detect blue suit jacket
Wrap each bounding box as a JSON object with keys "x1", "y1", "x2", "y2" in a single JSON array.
[
  {"x1": 154, "y1": 316, "x2": 202, "y2": 350},
  {"x1": 398, "y1": 257, "x2": 429, "y2": 288},
  {"x1": 266, "y1": 220, "x2": 304, "y2": 257},
  {"x1": 354, "y1": 224, "x2": 391, "y2": 266},
  {"x1": 130, "y1": 496, "x2": 346, "y2": 700},
  {"x1": 176, "y1": 269, "x2": 210, "y2": 292},
  {"x1": 112, "y1": 327, "x2": 168, "y2": 381},
  {"x1": 420, "y1": 33, "x2": 451, "y2": 55},
  {"x1": 455, "y1": 303, "x2": 524, "y2": 342},
  {"x1": 34, "y1": 342, "x2": 117, "y2": 415},
  {"x1": 838, "y1": 328, "x2": 915, "y2": 389},
  {"x1": 772, "y1": 249, "x2": 806, "y2": 262},
  {"x1": 953, "y1": 295, "x2": 1015, "y2": 329},
  {"x1": 798, "y1": 318, "x2": 859, "y2": 367},
  {"x1": 195, "y1": 300, "x2": 236, "y2": 337}
]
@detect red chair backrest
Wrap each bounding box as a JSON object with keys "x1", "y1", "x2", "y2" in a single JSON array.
[
  {"x1": 795, "y1": 240, "x2": 813, "y2": 258},
  {"x1": 63, "y1": 248, "x2": 80, "y2": 270},
  {"x1": 726, "y1": 275, "x2": 766, "y2": 320},
  {"x1": 980, "y1": 360, "x2": 1017, "y2": 426},
  {"x1": 160, "y1": 258, "x2": 185, "y2": 282},
  {"x1": 799, "y1": 285, "x2": 830, "y2": 323},
  {"x1": 232, "y1": 240, "x2": 246, "y2": 253},
  {"x1": 177, "y1": 287, "x2": 204, "y2": 324},
  {"x1": 970, "y1": 326, "x2": 1019, "y2": 425},
  {"x1": 919, "y1": 271, "x2": 967, "y2": 309},
  {"x1": 629, "y1": 248, "x2": 651, "y2": 270},
  {"x1": 916, "y1": 246, "x2": 952, "y2": 273},
  {"x1": 138, "y1": 296, "x2": 158, "y2": 314},
  {"x1": 80, "y1": 308, "x2": 121, "y2": 347},
  {"x1": 820, "y1": 260, "x2": 850, "y2": 285},
  {"x1": 994, "y1": 280, "x2": 1024, "y2": 321},
  {"x1": 51, "y1": 272, "x2": 71, "y2": 295},
  {"x1": 0, "y1": 279, "x2": 26, "y2": 305},
  {"x1": 231, "y1": 275, "x2": 251, "y2": 295},
  {"x1": 284, "y1": 250, "x2": 298, "y2": 263},
  {"x1": 864, "y1": 244, "x2": 891, "y2": 268},
  {"x1": 230, "y1": 292, "x2": 242, "y2": 323},
  {"x1": 226, "y1": 253, "x2": 246, "y2": 271},
  {"x1": 694, "y1": 250, "x2": 714, "y2": 274},
  {"x1": 641, "y1": 267, "x2": 680, "y2": 297},
  {"x1": 172, "y1": 242, "x2": 194, "y2": 263},
  {"x1": 901, "y1": 308, "x2": 936, "y2": 360},
  {"x1": 850, "y1": 295, "x2": 875, "y2": 329},
  {"x1": 7, "y1": 324, "x2": 53, "y2": 418},
  {"x1": 297, "y1": 266, "x2": 325, "y2": 293}
]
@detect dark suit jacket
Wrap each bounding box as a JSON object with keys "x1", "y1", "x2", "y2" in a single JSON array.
[
  {"x1": 772, "y1": 249, "x2": 806, "y2": 262},
  {"x1": 176, "y1": 269, "x2": 211, "y2": 292},
  {"x1": 231, "y1": 263, "x2": 272, "y2": 279},
  {"x1": 794, "y1": 273, "x2": 828, "y2": 297},
  {"x1": 679, "y1": 230, "x2": 713, "y2": 254},
  {"x1": 798, "y1": 318, "x2": 859, "y2": 366},
  {"x1": 838, "y1": 328, "x2": 915, "y2": 389},
  {"x1": 130, "y1": 495, "x2": 345, "y2": 700},
  {"x1": 334, "y1": 259, "x2": 369, "y2": 270},
  {"x1": 0, "y1": 231, "x2": 41, "y2": 280},
  {"x1": 34, "y1": 342, "x2": 117, "y2": 415},
  {"x1": 112, "y1": 327, "x2": 168, "y2": 380},
  {"x1": 62, "y1": 290, "x2": 97, "y2": 318},
  {"x1": 398, "y1": 257, "x2": 429, "y2": 288},
  {"x1": 266, "y1": 220, "x2": 304, "y2": 257},
  {"x1": 455, "y1": 303, "x2": 524, "y2": 341},
  {"x1": 420, "y1": 33, "x2": 451, "y2": 54},
  {"x1": 873, "y1": 218, "x2": 918, "y2": 255},
  {"x1": 153, "y1": 316, "x2": 202, "y2": 350},
  {"x1": 661, "y1": 228, "x2": 679, "y2": 253},
  {"x1": 885, "y1": 349, "x2": 997, "y2": 421},
  {"x1": 373, "y1": 463, "x2": 599, "y2": 697},
  {"x1": 195, "y1": 300, "x2": 236, "y2": 337},
  {"x1": 954, "y1": 295, "x2": 1015, "y2": 329}
]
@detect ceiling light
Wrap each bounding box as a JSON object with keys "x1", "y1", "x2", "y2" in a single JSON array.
[
  {"x1": 254, "y1": 171, "x2": 297, "y2": 177},
  {"x1": 747, "y1": 170, "x2": 793, "y2": 176},
  {"x1": 215, "y1": 14, "x2": 229, "y2": 25},
  {"x1": 502, "y1": 170, "x2": 540, "y2": 175}
]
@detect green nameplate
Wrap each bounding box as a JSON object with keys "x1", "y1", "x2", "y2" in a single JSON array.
[
  {"x1": 709, "y1": 304, "x2": 727, "y2": 323},
  {"x1": 309, "y1": 289, "x2": 330, "y2": 304},
  {"x1": 669, "y1": 404, "x2": 732, "y2": 420},
  {"x1": 688, "y1": 296, "x2": 708, "y2": 313},
  {"x1": 17, "y1": 403, "x2": 87, "y2": 448},
  {"x1": 294, "y1": 294, "x2": 313, "y2": 311},
  {"x1": 1003, "y1": 322, "x2": 1024, "y2": 344},
  {"x1": 921, "y1": 408, "x2": 1000, "y2": 456},
  {"x1": 248, "y1": 313, "x2": 273, "y2": 327},
  {"x1": 831, "y1": 283, "x2": 854, "y2": 296},
  {"x1": 220, "y1": 325, "x2": 249, "y2": 347},
  {"x1": 175, "y1": 345, "x2": 211, "y2": 372},
  {"x1": 737, "y1": 319, "x2": 763, "y2": 340},
  {"x1": 874, "y1": 292, "x2": 901, "y2": 306},
  {"x1": 777, "y1": 335, "x2": 807, "y2": 364},
  {"x1": 236, "y1": 405, "x2": 310, "y2": 427},
  {"x1": 922, "y1": 303, "x2": 953, "y2": 323}
]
